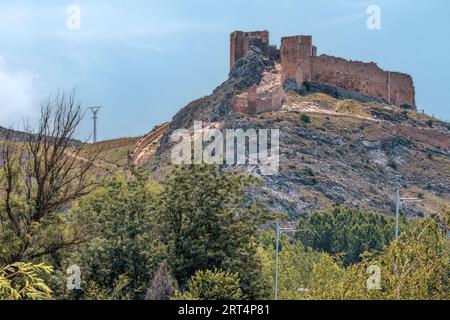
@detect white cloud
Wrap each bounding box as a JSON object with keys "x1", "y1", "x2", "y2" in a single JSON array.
[{"x1": 0, "y1": 56, "x2": 38, "y2": 126}]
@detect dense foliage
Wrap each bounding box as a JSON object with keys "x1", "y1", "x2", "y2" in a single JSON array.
[
  {"x1": 158, "y1": 165, "x2": 274, "y2": 299},
  {"x1": 173, "y1": 269, "x2": 244, "y2": 300},
  {"x1": 296, "y1": 207, "x2": 399, "y2": 265},
  {"x1": 2, "y1": 95, "x2": 448, "y2": 301},
  {"x1": 0, "y1": 262, "x2": 53, "y2": 300},
  {"x1": 65, "y1": 171, "x2": 164, "y2": 299}
]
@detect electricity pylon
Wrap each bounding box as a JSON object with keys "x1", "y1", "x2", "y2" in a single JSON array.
[{"x1": 88, "y1": 106, "x2": 102, "y2": 143}]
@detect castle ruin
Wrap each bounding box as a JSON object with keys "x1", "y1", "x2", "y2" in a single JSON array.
[{"x1": 230, "y1": 30, "x2": 416, "y2": 115}]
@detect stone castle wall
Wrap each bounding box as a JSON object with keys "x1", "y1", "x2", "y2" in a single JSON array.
[
  {"x1": 388, "y1": 71, "x2": 415, "y2": 107},
  {"x1": 230, "y1": 31, "x2": 269, "y2": 69},
  {"x1": 280, "y1": 35, "x2": 313, "y2": 85},
  {"x1": 230, "y1": 30, "x2": 416, "y2": 115},
  {"x1": 311, "y1": 55, "x2": 390, "y2": 102},
  {"x1": 311, "y1": 56, "x2": 415, "y2": 106},
  {"x1": 231, "y1": 64, "x2": 284, "y2": 116}
]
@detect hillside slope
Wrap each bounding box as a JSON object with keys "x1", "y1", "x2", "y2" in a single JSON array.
[{"x1": 137, "y1": 49, "x2": 450, "y2": 219}]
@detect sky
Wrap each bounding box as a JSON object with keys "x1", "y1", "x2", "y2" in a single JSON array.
[{"x1": 0, "y1": 0, "x2": 449, "y2": 141}]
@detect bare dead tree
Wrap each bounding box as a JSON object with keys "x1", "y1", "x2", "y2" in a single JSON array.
[
  {"x1": 0, "y1": 91, "x2": 101, "y2": 263},
  {"x1": 145, "y1": 262, "x2": 179, "y2": 300}
]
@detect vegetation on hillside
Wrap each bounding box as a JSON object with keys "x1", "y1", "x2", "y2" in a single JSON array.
[{"x1": 0, "y1": 93, "x2": 449, "y2": 301}]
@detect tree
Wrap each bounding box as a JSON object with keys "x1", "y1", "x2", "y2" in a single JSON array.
[
  {"x1": 158, "y1": 165, "x2": 274, "y2": 299},
  {"x1": 296, "y1": 207, "x2": 398, "y2": 266},
  {"x1": 257, "y1": 233, "x2": 326, "y2": 300},
  {"x1": 0, "y1": 92, "x2": 100, "y2": 264},
  {"x1": 364, "y1": 217, "x2": 450, "y2": 300},
  {"x1": 67, "y1": 171, "x2": 165, "y2": 300},
  {"x1": 145, "y1": 262, "x2": 178, "y2": 300},
  {"x1": 304, "y1": 217, "x2": 450, "y2": 300},
  {"x1": 441, "y1": 207, "x2": 450, "y2": 229},
  {"x1": 173, "y1": 269, "x2": 244, "y2": 300},
  {"x1": 0, "y1": 262, "x2": 53, "y2": 300}
]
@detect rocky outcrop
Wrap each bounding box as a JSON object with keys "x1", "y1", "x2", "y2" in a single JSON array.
[{"x1": 137, "y1": 45, "x2": 450, "y2": 221}]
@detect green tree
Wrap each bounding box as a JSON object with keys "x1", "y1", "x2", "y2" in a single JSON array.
[
  {"x1": 296, "y1": 207, "x2": 398, "y2": 266},
  {"x1": 173, "y1": 269, "x2": 244, "y2": 300},
  {"x1": 305, "y1": 217, "x2": 450, "y2": 300},
  {"x1": 66, "y1": 171, "x2": 165, "y2": 299},
  {"x1": 365, "y1": 217, "x2": 450, "y2": 300},
  {"x1": 158, "y1": 165, "x2": 274, "y2": 299},
  {"x1": 0, "y1": 262, "x2": 53, "y2": 300},
  {"x1": 257, "y1": 233, "x2": 326, "y2": 300}
]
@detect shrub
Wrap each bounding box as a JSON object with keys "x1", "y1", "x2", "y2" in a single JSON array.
[
  {"x1": 173, "y1": 269, "x2": 244, "y2": 300},
  {"x1": 300, "y1": 114, "x2": 311, "y2": 123}
]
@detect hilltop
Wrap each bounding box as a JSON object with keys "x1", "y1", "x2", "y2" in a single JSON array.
[{"x1": 128, "y1": 45, "x2": 450, "y2": 220}]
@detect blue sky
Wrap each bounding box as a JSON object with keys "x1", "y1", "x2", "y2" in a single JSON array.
[{"x1": 0, "y1": 0, "x2": 449, "y2": 140}]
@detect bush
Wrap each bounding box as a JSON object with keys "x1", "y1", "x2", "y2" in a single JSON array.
[
  {"x1": 300, "y1": 114, "x2": 311, "y2": 123},
  {"x1": 173, "y1": 269, "x2": 244, "y2": 300}
]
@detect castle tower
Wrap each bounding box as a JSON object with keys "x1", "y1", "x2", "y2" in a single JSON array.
[
  {"x1": 230, "y1": 30, "x2": 270, "y2": 69},
  {"x1": 280, "y1": 35, "x2": 313, "y2": 85}
]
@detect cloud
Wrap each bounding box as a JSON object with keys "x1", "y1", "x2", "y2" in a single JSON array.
[{"x1": 0, "y1": 56, "x2": 38, "y2": 126}]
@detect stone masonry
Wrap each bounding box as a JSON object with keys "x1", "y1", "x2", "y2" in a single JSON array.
[
  {"x1": 230, "y1": 31, "x2": 416, "y2": 115},
  {"x1": 230, "y1": 31, "x2": 270, "y2": 69}
]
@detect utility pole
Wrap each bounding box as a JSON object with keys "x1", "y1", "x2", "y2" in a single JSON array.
[
  {"x1": 88, "y1": 106, "x2": 102, "y2": 143},
  {"x1": 274, "y1": 223, "x2": 296, "y2": 300},
  {"x1": 274, "y1": 222, "x2": 280, "y2": 300},
  {"x1": 394, "y1": 188, "x2": 421, "y2": 240},
  {"x1": 395, "y1": 189, "x2": 400, "y2": 240}
]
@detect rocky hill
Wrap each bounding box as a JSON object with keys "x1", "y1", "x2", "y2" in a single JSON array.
[{"x1": 135, "y1": 48, "x2": 450, "y2": 220}]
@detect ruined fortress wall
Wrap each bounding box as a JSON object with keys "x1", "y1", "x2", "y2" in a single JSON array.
[
  {"x1": 310, "y1": 55, "x2": 390, "y2": 102},
  {"x1": 389, "y1": 72, "x2": 415, "y2": 106},
  {"x1": 231, "y1": 30, "x2": 416, "y2": 113},
  {"x1": 281, "y1": 36, "x2": 313, "y2": 85},
  {"x1": 230, "y1": 31, "x2": 269, "y2": 69},
  {"x1": 231, "y1": 85, "x2": 283, "y2": 115}
]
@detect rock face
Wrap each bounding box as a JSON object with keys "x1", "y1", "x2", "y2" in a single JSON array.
[{"x1": 141, "y1": 46, "x2": 449, "y2": 221}]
